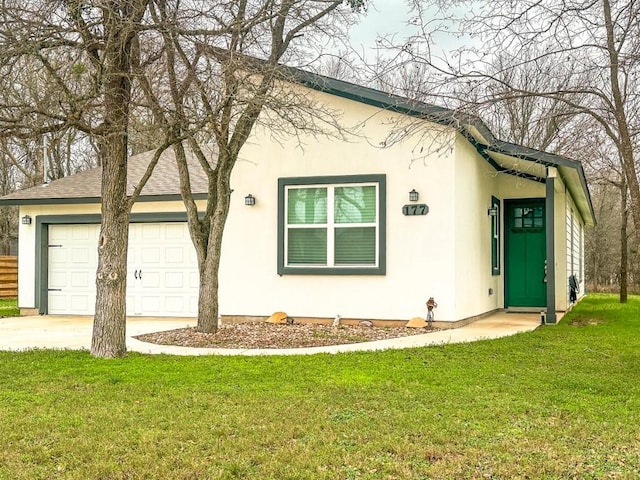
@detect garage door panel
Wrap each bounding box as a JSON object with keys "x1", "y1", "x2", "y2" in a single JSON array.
[
  {"x1": 71, "y1": 247, "x2": 90, "y2": 263},
  {"x1": 164, "y1": 271, "x2": 185, "y2": 288},
  {"x1": 49, "y1": 248, "x2": 67, "y2": 264},
  {"x1": 129, "y1": 223, "x2": 199, "y2": 317},
  {"x1": 165, "y1": 224, "x2": 185, "y2": 239},
  {"x1": 142, "y1": 224, "x2": 161, "y2": 240},
  {"x1": 70, "y1": 295, "x2": 90, "y2": 312},
  {"x1": 49, "y1": 271, "x2": 68, "y2": 288},
  {"x1": 49, "y1": 222, "x2": 198, "y2": 317},
  {"x1": 48, "y1": 294, "x2": 67, "y2": 312},
  {"x1": 141, "y1": 295, "x2": 161, "y2": 313},
  {"x1": 140, "y1": 271, "x2": 161, "y2": 288},
  {"x1": 142, "y1": 247, "x2": 161, "y2": 263},
  {"x1": 71, "y1": 226, "x2": 92, "y2": 240},
  {"x1": 165, "y1": 247, "x2": 184, "y2": 263},
  {"x1": 71, "y1": 271, "x2": 91, "y2": 288},
  {"x1": 164, "y1": 296, "x2": 184, "y2": 313},
  {"x1": 47, "y1": 225, "x2": 98, "y2": 315}
]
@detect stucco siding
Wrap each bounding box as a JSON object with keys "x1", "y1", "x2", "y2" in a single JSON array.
[
  {"x1": 221, "y1": 89, "x2": 460, "y2": 321},
  {"x1": 452, "y1": 134, "x2": 500, "y2": 320}
]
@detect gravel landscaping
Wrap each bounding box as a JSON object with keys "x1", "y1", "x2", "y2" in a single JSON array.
[{"x1": 135, "y1": 321, "x2": 434, "y2": 349}]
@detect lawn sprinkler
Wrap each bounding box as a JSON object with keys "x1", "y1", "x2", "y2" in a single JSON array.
[{"x1": 426, "y1": 297, "x2": 437, "y2": 328}]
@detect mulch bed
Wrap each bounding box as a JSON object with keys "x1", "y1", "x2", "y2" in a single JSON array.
[{"x1": 134, "y1": 321, "x2": 433, "y2": 349}]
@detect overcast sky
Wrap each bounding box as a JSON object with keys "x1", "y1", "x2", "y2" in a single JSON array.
[
  {"x1": 348, "y1": 2, "x2": 479, "y2": 59},
  {"x1": 349, "y1": 2, "x2": 417, "y2": 54}
]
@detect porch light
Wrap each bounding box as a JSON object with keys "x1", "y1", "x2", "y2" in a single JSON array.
[
  {"x1": 244, "y1": 194, "x2": 256, "y2": 206},
  {"x1": 487, "y1": 207, "x2": 498, "y2": 216},
  {"x1": 21, "y1": 215, "x2": 32, "y2": 225},
  {"x1": 409, "y1": 189, "x2": 419, "y2": 202}
]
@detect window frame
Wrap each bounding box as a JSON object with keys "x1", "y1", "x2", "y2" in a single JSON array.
[
  {"x1": 491, "y1": 196, "x2": 501, "y2": 276},
  {"x1": 277, "y1": 175, "x2": 386, "y2": 275}
]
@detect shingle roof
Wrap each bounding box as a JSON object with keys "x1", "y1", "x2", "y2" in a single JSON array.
[{"x1": 0, "y1": 147, "x2": 211, "y2": 205}]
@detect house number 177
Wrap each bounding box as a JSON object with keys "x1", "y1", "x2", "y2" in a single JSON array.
[{"x1": 402, "y1": 204, "x2": 429, "y2": 216}]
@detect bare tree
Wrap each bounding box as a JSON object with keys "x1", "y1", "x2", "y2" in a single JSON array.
[
  {"x1": 135, "y1": 0, "x2": 365, "y2": 333},
  {"x1": 456, "y1": 0, "x2": 640, "y2": 252},
  {"x1": 0, "y1": 0, "x2": 161, "y2": 357}
]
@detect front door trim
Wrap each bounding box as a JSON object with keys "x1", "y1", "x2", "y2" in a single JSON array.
[{"x1": 504, "y1": 198, "x2": 547, "y2": 309}]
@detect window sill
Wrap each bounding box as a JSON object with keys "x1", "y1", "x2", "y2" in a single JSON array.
[{"x1": 278, "y1": 266, "x2": 386, "y2": 275}]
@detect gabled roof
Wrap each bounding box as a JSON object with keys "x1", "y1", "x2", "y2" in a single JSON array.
[
  {"x1": 0, "y1": 148, "x2": 210, "y2": 205},
  {"x1": 0, "y1": 64, "x2": 595, "y2": 225}
]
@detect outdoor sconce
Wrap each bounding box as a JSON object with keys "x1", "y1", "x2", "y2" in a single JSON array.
[
  {"x1": 21, "y1": 215, "x2": 32, "y2": 225},
  {"x1": 244, "y1": 194, "x2": 256, "y2": 206},
  {"x1": 487, "y1": 207, "x2": 498, "y2": 216},
  {"x1": 409, "y1": 189, "x2": 419, "y2": 202}
]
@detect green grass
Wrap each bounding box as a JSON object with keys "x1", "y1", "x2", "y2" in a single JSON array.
[
  {"x1": 1, "y1": 294, "x2": 640, "y2": 479},
  {"x1": 0, "y1": 298, "x2": 19, "y2": 317}
]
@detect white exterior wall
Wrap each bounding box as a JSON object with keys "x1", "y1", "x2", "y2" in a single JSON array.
[
  {"x1": 452, "y1": 135, "x2": 500, "y2": 320},
  {"x1": 220, "y1": 90, "x2": 460, "y2": 321}
]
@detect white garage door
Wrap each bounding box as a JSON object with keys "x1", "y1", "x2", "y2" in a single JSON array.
[
  {"x1": 126, "y1": 223, "x2": 199, "y2": 317},
  {"x1": 48, "y1": 223, "x2": 199, "y2": 316},
  {"x1": 48, "y1": 224, "x2": 100, "y2": 315}
]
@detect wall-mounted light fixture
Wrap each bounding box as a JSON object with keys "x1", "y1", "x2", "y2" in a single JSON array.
[
  {"x1": 409, "y1": 189, "x2": 419, "y2": 202},
  {"x1": 21, "y1": 215, "x2": 32, "y2": 225},
  {"x1": 244, "y1": 194, "x2": 256, "y2": 206},
  {"x1": 487, "y1": 207, "x2": 498, "y2": 217}
]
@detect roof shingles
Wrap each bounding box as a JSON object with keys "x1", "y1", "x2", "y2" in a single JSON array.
[{"x1": 0, "y1": 148, "x2": 211, "y2": 205}]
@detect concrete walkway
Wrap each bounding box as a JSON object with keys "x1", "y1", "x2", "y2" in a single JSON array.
[{"x1": 0, "y1": 311, "x2": 545, "y2": 356}]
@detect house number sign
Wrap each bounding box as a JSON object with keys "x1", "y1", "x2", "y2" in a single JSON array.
[{"x1": 402, "y1": 204, "x2": 429, "y2": 216}]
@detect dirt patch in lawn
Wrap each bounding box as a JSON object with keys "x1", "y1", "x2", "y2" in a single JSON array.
[
  {"x1": 135, "y1": 322, "x2": 434, "y2": 349},
  {"x1": 568, "y1": 317, "x2": 604, "y2": 327}
]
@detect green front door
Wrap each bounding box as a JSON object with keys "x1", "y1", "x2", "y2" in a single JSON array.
[{"x1": 505, "y1": 199, "x2": 547, "y2": 307}]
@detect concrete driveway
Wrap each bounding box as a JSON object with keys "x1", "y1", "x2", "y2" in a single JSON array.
[{"x1": 0, "y1": 312, "x2": 545, "y2": 356}]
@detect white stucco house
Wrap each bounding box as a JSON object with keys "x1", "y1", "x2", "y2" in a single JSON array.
[{"x1": 0, "y1": 68, "x2": 595, "y2": 325}]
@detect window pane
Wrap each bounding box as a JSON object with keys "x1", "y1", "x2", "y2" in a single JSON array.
[
  {"x1": 288, "y1": 188, "x2": 327, "y2": 224},
  {"x1": 335, "y1": 186, "x2": 376, "y2": 224},
  {"x1": 334, "y1": 227, "x2": 376, "y2": 265},
  {"x1": 288, "y1": 228, "x2": 327, "y2": 265}
]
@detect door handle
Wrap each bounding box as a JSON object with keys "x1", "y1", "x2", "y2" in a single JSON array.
[
  {"x1": 139, "y1": 270, "x2": 142, "y2": 280},
  {"x1": 134, "y1": 269, "x2": 138, "y2": 279}
]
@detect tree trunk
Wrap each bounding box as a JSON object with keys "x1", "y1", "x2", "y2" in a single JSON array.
[
  {"x1": 620, "y1": 178, "x2": 628, "y2": 303},
  {"x1": 91, "y1": 206, "x2": 129, "y2": 357},
  {"x1": 197, "y1": 253, "x2": 219, "y2": 333},
  {"x1": 90, "y1": 2, "x2": 137, "y2": 357},
  {"x1": 91, "y1": 130, "x2": 131, "y2": 357},
  {"x1": 196, "y1": 157, "x2": 234, "y2": 334}
]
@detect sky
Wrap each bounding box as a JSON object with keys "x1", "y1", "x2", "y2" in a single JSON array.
[
  {"x1": 348, "y1": 1, "x2": 479, "y2": 60},
  {"x1": 349, "y1": 2, "x2": 417, "y2": 54}
]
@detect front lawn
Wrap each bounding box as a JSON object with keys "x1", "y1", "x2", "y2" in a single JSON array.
[{"x1": 1, "y1": 294, "x2": 639, "y2": 479}]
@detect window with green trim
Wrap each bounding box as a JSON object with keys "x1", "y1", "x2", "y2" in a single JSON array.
[
  {"x1": 278, "y1": 175, "x2": 385, "y2": 275},
  {"x1": 491, "y1": 196, "x2": 500, "y2": 275}
]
